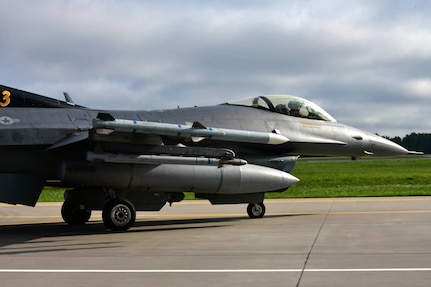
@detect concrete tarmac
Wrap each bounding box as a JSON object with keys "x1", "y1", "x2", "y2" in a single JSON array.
[{"x1": 1, "y1": 197, "x2": 431, "y2": 287}]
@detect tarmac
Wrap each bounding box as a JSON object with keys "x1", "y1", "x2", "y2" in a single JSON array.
[{"x1": 1, "y1": 197, "x2": 431, "y2": 287}]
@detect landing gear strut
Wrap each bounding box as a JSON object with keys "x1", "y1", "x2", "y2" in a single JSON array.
[
  {"x1": 61, "y1": 200, "x2": 92, "y2": 225},
  {"x1": 247, "y1": 203, "x2": 266, "y2": 218},
  {"x1": 102, "y1": 198, "x2": 136, "y2": 231}
]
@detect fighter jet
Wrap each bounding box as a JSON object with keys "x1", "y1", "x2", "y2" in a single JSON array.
[{"x1": 0, "y1": 84, "x2": 412, "y2": 230}]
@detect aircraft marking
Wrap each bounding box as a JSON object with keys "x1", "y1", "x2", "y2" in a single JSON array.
[
  {"x1": 0, "y1": 116, "x2": 17, "y2": 125},
  {"x1": 0, "y1": 268, "x2": 431, "y2": 273},
  {"x1": 1, "y1": 90, "x2": 11, "y2": 107}
]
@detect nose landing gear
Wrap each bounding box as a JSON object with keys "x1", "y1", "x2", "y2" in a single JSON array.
[{"x1": 247, "y1": 203, "x2": 266, "y2": 218}]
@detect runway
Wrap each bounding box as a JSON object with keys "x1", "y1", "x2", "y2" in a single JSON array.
[{"x1": 1, "y1": 197, "x2": 431, "y2": 287}]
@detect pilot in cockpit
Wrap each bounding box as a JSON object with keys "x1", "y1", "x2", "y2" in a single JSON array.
[
  {"x1": 275, "y1": 103, "x2": 289, "y2": 115},
  {"x1": 275, "y1": 101, "x2": 310, "y2": 118},
  {"x1": 288, "y1": 101, "x2": 301, "y2": 116}
]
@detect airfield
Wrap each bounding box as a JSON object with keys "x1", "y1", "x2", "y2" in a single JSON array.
[{"x1": 2, "y1": 197, "x2": 431, "y2": 286}]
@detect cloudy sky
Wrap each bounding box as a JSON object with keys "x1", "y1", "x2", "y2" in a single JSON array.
[{"x1": 1, "y1": 0, "x2": 430, "y2": 136}]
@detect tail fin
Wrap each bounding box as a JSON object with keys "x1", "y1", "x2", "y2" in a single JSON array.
[{"x1": 0, "y1": 84, "x2": 84, "y2": 108}]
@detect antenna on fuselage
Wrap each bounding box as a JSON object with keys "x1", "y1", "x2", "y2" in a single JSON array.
[{"x1": 63, "y1": 92, "x2": 76, "y2": 106}]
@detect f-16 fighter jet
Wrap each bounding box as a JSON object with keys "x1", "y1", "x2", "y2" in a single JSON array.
[{"x1": 0, "y1": 84, "x2": 411, "y2": 230}]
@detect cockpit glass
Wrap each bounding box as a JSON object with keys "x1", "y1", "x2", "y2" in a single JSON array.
[
  {"x1": 227, "y1": 95, "x2": 336, "y2": 122},
  {"x1": 227, "y1": 97, "x2": 271, "y2": 110}
]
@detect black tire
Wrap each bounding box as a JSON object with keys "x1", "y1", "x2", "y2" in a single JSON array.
[
  {"x1": 102, "y1": 198, "x2": 136, "y2": 231},
  {"x1": 61, "y1": 200, "x2": 91, "y2": 225},
  {"x1": 247, "y1": 203, "x2": 266, "y2": 218}
]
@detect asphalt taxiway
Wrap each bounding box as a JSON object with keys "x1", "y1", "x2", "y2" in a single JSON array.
[{"x1": 1, "y1": 197, "x2": 431, "y2": 287}]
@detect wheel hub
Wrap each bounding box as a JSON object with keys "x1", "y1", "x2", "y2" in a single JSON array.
[
  {"x1": 112, "y1": 204, "x2": 131, "y2": 226},
  {"x1": 252, "y1": 204, "x2": 262, "y2": 216}
]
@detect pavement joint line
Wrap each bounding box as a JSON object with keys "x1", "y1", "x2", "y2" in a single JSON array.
[{"x1": 297, "y1": 199, "x2": 334, "y2": 286}]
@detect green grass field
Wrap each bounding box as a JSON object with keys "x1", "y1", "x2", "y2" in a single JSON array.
[
  {"x1": 267, "y1": 156, "x2": 431, "y2": 198},
  {"x1": 38, "y1": 156, "x2": 431, "y2": 202}
]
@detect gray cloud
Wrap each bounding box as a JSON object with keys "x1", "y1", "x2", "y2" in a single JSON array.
[{"x1": 1, "y1": 0, "x2": 430, "y2": 136}]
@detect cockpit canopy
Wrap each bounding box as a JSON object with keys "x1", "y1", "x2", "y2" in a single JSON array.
[{"x1": 226, "y1": 95, "x2": 336, "y2": 122}]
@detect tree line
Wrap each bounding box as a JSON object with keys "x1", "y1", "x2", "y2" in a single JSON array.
[{"x1": 386, "y1": 133, "x2": 431, "y2": 154}]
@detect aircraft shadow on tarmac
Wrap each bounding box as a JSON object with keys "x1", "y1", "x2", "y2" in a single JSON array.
[{"x1": 0, "y1": 213, "x2": 302, "y2": 252}]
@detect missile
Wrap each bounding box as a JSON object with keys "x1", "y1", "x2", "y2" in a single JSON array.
[
  {"x1": 93, "y1": 113, "x2": 289, "y2": 145},
  {"x1": 60, "y1": 161, "x2": 299, "y2": 194}
]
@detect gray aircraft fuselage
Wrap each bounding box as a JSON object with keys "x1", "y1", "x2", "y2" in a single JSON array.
[
  {"x1": 0, "y1": 105, "x2": 401, "y2": 172},
  {"x1": 0, "y1": 85, "x2": 410, "y2": 230}
]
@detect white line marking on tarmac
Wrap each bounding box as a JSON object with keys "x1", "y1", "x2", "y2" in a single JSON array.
[{"x1": 1, "y1": 268, "x2": 431, "y2": 273}]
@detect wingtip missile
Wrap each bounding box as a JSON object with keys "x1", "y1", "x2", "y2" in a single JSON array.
[{"x1": 93, "y1": 117, "x2": 290, "y2": 145}]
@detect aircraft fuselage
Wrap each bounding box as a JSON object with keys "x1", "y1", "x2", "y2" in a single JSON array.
[{"x1": 0, "y1": 85, "x2": 411, "y2": 230}]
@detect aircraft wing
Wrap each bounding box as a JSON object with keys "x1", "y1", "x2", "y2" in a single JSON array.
[
  {"x1": 93, "y1": 113, "x2": 290, "y2": 145},
  {"x1": 47, "y1": 130, "x2": 89, "y2": 150}
]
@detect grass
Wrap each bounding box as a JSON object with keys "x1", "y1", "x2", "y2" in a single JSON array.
[
  {"x1": 38, "y1": 187, "x2": 65, "y2": 202},
  {"x1": 266, "y1": 156, "x2": 431, "y2": 198},
  {"x1": 38, "y1": 156, "x2": 431, "y2": 202}
]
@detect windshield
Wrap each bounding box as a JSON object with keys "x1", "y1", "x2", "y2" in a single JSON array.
[{"x1": 227, "y1": 95, "x2": 336, "y2": 122}]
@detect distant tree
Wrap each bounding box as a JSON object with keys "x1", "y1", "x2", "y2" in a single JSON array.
[
  {"x1": 386, "y1": 133, "x2": 431, "y2": 154},
  {"x1": 390, "y1": 136, "x2": 402, "y2": 146}
]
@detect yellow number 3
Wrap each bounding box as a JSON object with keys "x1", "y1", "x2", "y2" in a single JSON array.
[{"x1": 1, "y1": 90, "x2": 11, "y2": 107}]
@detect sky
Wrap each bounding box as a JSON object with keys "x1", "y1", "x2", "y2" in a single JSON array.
[{"x1": 1, "y1": 0, "x2": 430, "y2": 137}]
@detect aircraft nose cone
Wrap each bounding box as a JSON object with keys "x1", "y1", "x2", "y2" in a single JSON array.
[{"x1": 368, "y1": 134, "x2": 409, "y2": 157}]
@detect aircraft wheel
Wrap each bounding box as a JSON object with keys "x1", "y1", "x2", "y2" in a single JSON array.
[
  {"x1": 61, "y1": 200, "x2": 91, "y2": 225},
  {"x1": 102, "y1": 198, "x2": 136, "y2": 231},
  {"x1": 247, "y1": 203, "x2": 266, "y2": 218}
]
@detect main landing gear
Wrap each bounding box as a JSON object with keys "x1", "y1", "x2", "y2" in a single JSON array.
[
  {"x1": 61, "y1": 200, "x2": 91, "y2": 225},
  {"x1": 102, "y1": 198, "x2": 136, "y2": 231},
  {"x1": 247, "y1": 203, "x2": 266, "y2": 218},
  {"x1": 61, "y1": 197, "x2": 136, "y2": 231},
  {"x1": 62, "y1": 199, "x2": 266, "y2": 231}
]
